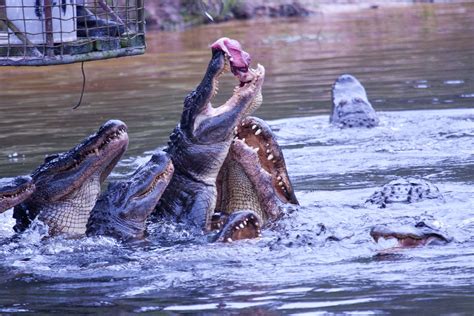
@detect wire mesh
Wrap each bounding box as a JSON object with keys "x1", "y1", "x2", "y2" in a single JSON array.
[{"x1": 0, "y1": 0, "x2": 145, "y2": 66}]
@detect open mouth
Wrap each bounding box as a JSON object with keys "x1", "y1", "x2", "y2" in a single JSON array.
[
  {"x1": 233, "y1": 117, "x2": 298, "y2": 204},
  {"x1": 133, "y1": 162, "x2": 174, "y2": 200},
  {"x1": 192, "y1": 38, "x2": 265, "y2": 134},
  {"x1": 205, "y1": 59, "x2": 264, "y2": 116},
  {"x1": 215, "y1": 211, "x2": 263, "y2": 242},
  {"x1": 370, "y1": 223, "x2": 450, "y2": 248},
  {"x1": 372, "y1": 234, "x2": 430, "y2": 248}
]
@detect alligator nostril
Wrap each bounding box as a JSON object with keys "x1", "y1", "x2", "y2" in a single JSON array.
[{"x1": 415, "y1": 221, "x2": 427, "y2": 228}]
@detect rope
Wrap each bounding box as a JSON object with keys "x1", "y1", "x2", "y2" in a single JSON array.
[{"x1": 72, "y1": 61, "x2": 86, "y2": 110}]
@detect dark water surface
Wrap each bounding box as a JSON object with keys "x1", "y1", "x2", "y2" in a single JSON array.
[{"x1": 0, "y1": 3, "x2": 473, "y2": 314}]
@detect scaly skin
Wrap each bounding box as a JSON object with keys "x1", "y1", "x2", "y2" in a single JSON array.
[
  {"x1": 366, "y1": 177, "x2": 442, "y2": 208},
  {"x1": 13, "y1": 120, "x2": 129, "y2": 237},
  {"x1": 87, "y1": 151, "x2": 174, "y2": 242},
  {"x1": 0, "y1": 176, "x2": 35, "y2": 213},
  {"x1": 214, "y1": 116, "x2": 299, "y2": 242},
  {"x1": 156, "y1": 38, "x2": 265, "y2": 231},
  {"x1": 330, "y1": 74, "x2": 379, "y2": 128},
  {"x1": 371, "y1": 221, "x2": 451, "y2": 248}
]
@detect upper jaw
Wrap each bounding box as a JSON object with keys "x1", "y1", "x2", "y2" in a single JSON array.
[
  {"x1": 32, "y1": 121, "x2": 129, "y2": 200},
  {"x1": 128, "y1": 158, "x2": 174, "y2": 203},
  {"x1": 0, "y1": 176, "x2": 34, "y2": 195}
]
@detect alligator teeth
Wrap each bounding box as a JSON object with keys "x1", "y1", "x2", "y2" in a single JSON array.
[
  {"x1": 235, "y1": 226, "x2": 240, "y2": 230},
  {"x1": 265, "y1": 143, "x2": 270, "y2": 147},
  {"x1": 279, "y1": 181, "x2": 284, "y2": 186},
  {"x1": 277, "y1": 176, "x2": 282, "y2": 181},
  {"x1": 252, "y1": 125, "x2": 257, "y2": 130},
  {"x1": 227, "y1": 238, "x2": 233, "y2": 242},
  {"x1": 94, "y1": 148, "x2": 99, "y2": 156},
  {"x1": 257, "y1": 233, "x2": 262, "y2": 237},
  {"x1": 255, "y1": 129, "x2": 262, "y2": 136},
  {"x1": 239, "y1": 223, "x2": 245, "y2": 229},
  {"x1": 267, "y1": 154, "x2": 274, "y2": 161},
  {"x1": 224, "y1": 60, "x2": 230, "y2": 72},
  {"x1": 266, "y1": 149, "x2": 271, "y2": 154}
]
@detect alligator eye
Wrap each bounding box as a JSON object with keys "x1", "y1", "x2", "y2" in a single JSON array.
[
  {"x1": 415, "y1": 221, "x2": 427, "y2": 228},
  {"x1": 44, "y1": 153, "x2": 60, "y2": 163}
]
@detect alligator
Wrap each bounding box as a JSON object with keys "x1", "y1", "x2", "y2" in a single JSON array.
[
  {"x1": 330, "y1": 74, "x2": 379, "y2": 128},
  {"x1": 13, "y1": 120, "x2": 129, "y2": 237},
  {"x1": 87, "y1": 151, "x2": 174, "y2": 242},
  {"x1": 0, "y1": 176, "x2": 35, "y2": 213},
  {"x1": 155, "y1": 37, "x2": 265, "y2": 231},
  {"x1": 366, "y1": 177, "x2": 442, "y2": 208},
  {"x1": 371, "y1": 221, "x2": 451, "y2": 248},
  {"x1": 213, "y1": 116, "x2": 299, "y2": 242}
]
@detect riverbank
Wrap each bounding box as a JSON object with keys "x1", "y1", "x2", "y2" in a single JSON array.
[{"x1": 144, "y1": 0, "x2": 466, "y2": 30}]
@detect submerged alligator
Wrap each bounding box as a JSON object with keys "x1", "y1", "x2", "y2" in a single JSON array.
[
  {"x1": 0, "y1": 176, "x2": 35, "y2": 213},
  {"x1": 366, "y1": 177, "x2": 442, "y2": 208},
  {"x1": 87, "y1": 151, "x2": 174, "y2": 242},
  {"x1": 371, "y1": 221, "x2": 451, "y2": 248},
  {"x1": 155, "y1": 38, "x2": 266, "y2": 233},
  {"x1": 13, "y1": 120, "x2": 129, "y2": 237},
  {"x1": 330, "y1": 74, "x2": 379, "y2": 128}
]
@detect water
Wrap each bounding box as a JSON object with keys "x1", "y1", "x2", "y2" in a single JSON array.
[{"x1": 0, "y1": 3, "x2": 473, "y2": 314}]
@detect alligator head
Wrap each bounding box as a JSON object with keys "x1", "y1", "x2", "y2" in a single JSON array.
[
  {"x1": 13, "y1": 120, "x2": 129, "y2": 237},
  {"x1": 214, "y1": 116, "x2": 299, "y2": 242},
  {"x1": 157, "y1": 38, "x2": 265, "y2": 230},
  {"x1": 87, "y1": 151, "x2": 174, "y2": 241},
  {"x1": 371, "y1": 221, "x2": 451, "y2": 248},
  {"x1": 0, "y1": 176, "x2": 35, "y2": 213},
  {"x1": 330, "y1": 74, "x2": 379, "y2": 128}
]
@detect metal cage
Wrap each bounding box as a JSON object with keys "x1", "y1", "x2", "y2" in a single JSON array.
[{"x1": 0, "y1": 0, "x2": 145, "y2": 66}]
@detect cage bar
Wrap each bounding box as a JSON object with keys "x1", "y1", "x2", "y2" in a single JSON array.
[{"x1": 0, "y1": 0, "x2": 145, "y2": 66}]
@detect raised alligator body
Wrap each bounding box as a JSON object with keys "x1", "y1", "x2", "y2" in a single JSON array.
[
  {"x1": 156, "y1": 38, "x2": 265, "y2": 231},
  {"x1": 13, "y1": 120, "x2": 129, "y2": 237},
  {"x1": 330, "y1": 74, "x2": 379, "y2": 128},
  {"x1": 0, "y1": 176, "x2": 35, "y2": 213},
  {"x1": 87, "y1": 151, "x2": 174, "y2": 241}
]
